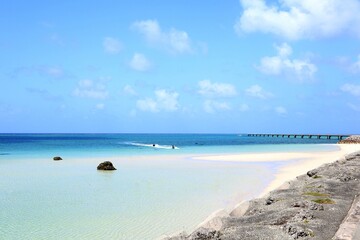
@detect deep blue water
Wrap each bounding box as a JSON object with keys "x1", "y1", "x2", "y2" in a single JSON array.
[{"x1": 0, "y1": 133, "x2": 339, "y2": 159}]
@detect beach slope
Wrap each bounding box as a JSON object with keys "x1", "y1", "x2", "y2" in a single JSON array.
[{"x1": 165, "y1": 148, "x2": 360, "y2": 240}]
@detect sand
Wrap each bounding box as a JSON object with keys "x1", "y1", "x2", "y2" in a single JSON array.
[
  {"x1": 192, "y1": 144, "x2": 360, "y2": 196},
  {"x1": 165, "y1": 144, "x2": 360, "y2": 239}
]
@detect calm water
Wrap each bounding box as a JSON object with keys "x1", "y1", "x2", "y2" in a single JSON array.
[
  {"x1": 0, "y1": 134, "x2": 339, "y2": 239},
  {"x1": 0, "y1": 133, "x2": 339, "y2": 158}
]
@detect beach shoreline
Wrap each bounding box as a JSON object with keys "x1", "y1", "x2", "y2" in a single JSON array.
[
  {"x1": 3, "y1": 142, "x2": 358, "y2": 239},
  {"x1": 162, "y1": 144, "x2": 360, "y2": 239},
  {"x1": 191, "y1": 144, "x2": 360, "y2": 197}
]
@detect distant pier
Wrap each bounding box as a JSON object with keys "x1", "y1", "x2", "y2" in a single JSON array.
[{"x1": 247, "y1": 134, "x2": 349, "y2": 140}]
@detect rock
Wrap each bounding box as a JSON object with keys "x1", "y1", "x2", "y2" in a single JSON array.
[
  {"x1": 53, "y1": 156, "x2": 62, "y2": 161},
  {"x1": 308, "y1": 202, "x2": 324, "y2": 211},
  {"x1": 197, "y1": 209, "x2": 228, "y2": 231},
  {"x1": 337, "y1": 174, "x2": 354, "y2": 182},
  {"x1": 97, "y1": 161, "x2": 116, "y2": 170},
  {"x1": 291, "y1": 210, "x2": 314, "y2": 222},
  {"x1": 345, "y1": 152, "x2": 360, "y2": 161},
  {"x1": 292, "y1": 200, "x2": 324, "y2": 211},
  {"x1": 188, "y1": 228, "x2": 221, "y2": 240},
  {"x1": 283, "y1": 224, "x2": 312, "y2": 239},
  {"x1": 230, "y1": 201, "x2": 250, "y2": 217},
  {"x1": 306, "y1": 170, "x2": 317, "y2": 177},
  {"x1": 265, "y1": 197, "x2": 275, "y2": 205},
  {"x1": 338, "y1": 135, "x2": 360, "y2": 144},
  {"x1": 292, "y1": 201, "x2": 306, "y2": 208}
]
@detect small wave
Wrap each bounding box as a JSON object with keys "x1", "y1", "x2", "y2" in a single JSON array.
[
  {"x1": 122, "y1": 142, "x2": 179, "y2": 150},
  {"x1": 0, "y1": 153, "x2": 10, "y2": 155}
]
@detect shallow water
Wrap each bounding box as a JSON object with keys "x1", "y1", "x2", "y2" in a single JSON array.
[
  {"x1": 0, "y1": 134, "x2": 339, "y2": 239},
  {"x1": 0, "y1": 155, "x2": 276, "y2": 239}
]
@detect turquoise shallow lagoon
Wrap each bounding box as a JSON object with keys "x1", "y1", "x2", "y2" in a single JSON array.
[{"x1": 0, "y1": 134, "x2": 339, "y2": 239}]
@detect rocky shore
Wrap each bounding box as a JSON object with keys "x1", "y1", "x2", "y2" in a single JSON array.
[
  {"x1": 339, "y1": 135, "x2": 360, "y2": 144},
  {"x1": 163, "y1": 150, "x2": 360, "y2": 240}
]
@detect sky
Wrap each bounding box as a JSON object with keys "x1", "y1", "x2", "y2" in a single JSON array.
[{"x1": 1, "y1": 0, "x2": 360, "y2": 134}]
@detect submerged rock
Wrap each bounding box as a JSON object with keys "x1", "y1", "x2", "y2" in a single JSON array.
[
  {"x1": 53, "y1": 156, "x2": 63, "y2": 161},
  {"x1": 97, "y1": 161, "x2": 116, "y2": 170}
]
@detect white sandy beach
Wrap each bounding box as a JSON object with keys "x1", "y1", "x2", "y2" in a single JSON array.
[
  {"x1": 193, "y1": 144, "x2": 360, "y2": 197},
  {"x1": 71, "y1": 144, "x2": 360, "y2": 199}
]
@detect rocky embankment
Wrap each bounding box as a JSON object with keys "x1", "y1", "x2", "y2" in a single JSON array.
[
  {"x1": 164, "y1": 151, "x2": 360, "y2": 240},
  {"x1": 339, "y1": 135, "x2": 360, "y2": 144}
]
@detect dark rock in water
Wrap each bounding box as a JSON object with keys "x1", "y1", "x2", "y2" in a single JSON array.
[
  {"x1": 97, "y1": 161, "x2": 116, "y2": 170},
  {"x1": 53, "y1": 156, "x2": 63, "y2": 161},
  {"x1": 306, "y1": 170, "x2": 317, "y2": 177}
]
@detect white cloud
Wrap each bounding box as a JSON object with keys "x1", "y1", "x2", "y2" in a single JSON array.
[
  {"x1": 239, "y1": 103, "x2": 250, "y2": 112},
  {"x1": 275, "y1": 106, "x2": 287, "y2": 115},
  {"x1": 44, "y1": 66, "x2": 64, "y2": 78},
  {"x1": 258, "y1": 43, "x2": 317, "y2": 80},
  {"x1": 123, "y1": 85, "x2": 137, "y2": 96},
  {"x1": 155, "y1": 89, "x2": 179, "y2": 111},
  {"x1": 137, "y1": 98, "x2": 158, "y2": 112},
  {"x1": 73, "y1": 79, "x2": 108, "y2": 99},
  {"x1": 198, "y1": 80, "x2": 237, "y2": 97},
  {"x1": 132, "y1": 19, "x2": 191, "y2": 54},
  {"x1": 95, "y1": 103, "x2": 105, "y2": 110},
  {"x1": 348, "y1": 103, "x2": 360, "y2": 112},
  {"x1": 350, "y1": 55, "x2": 360, "y2": 73},
  {"x1": 341, "y1": 83, "x2": 360, "y2": 97},
  {"x1": 245, "y1": 85, "x2": 273, "y2": 99},
  {"x1": 235, "y1": 0, "x2": 360, "y2": 40},
  {"x1": 136, "y1": 89, "x2": 179, "y2": 112},
  {"x1": 129, "y1": 53, "x2": 151, "y2": 72},
  {"x1": 103, "y1": 37, "x2": 122, "y2": 54},
  {"x1": 204, "y1": 100, "x2": 231, "y2": 114}
]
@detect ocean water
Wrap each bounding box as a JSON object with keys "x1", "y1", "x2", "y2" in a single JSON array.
[
  {"x1": 0, "y1": 134, "x2": 339, "y2": 239},
  {"x1": 0, "y1": 133, "x2": 339, "y2": 158}
]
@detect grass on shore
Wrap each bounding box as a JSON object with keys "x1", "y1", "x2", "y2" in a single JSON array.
[
  {"x1": 303, "y1": 192, "x2": 329, "y2": 197},
  {"x1": 312, "y1": 175, "x2": 322, "y2": 179},
  {"x1": 312, "y1": 198, "x2": 335, "y2": 204}
]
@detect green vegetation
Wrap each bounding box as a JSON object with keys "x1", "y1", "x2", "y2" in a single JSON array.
[
  {"x1": 312, "y1": 198, "x2": 335, "y2": 204},
  {"x1": 312, "y1": 175, "x2": 322, "y2": 179},
  {"x1": 303, "y1": 192, "x2": 329, "y2": 197}
]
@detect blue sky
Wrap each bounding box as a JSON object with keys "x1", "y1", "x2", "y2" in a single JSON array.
[{"x1": 1, "y1": 0, "x2": 360, "y2": 133}]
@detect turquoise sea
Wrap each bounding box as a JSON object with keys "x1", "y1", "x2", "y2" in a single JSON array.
[{"x1": 0, "y1": 134, "x2": 339, "y2": 239}]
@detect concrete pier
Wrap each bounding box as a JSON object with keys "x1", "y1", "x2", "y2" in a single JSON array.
[{"x1": 247, "y1": 134, "x2": 349, "y2": 140}]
